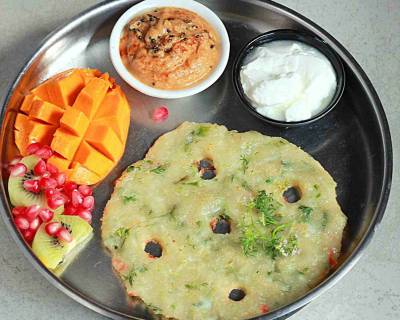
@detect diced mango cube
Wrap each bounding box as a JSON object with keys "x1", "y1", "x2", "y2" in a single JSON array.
[
  {"x1": 66, "y1": 162, "x2": 101, "y2": 185},
  {"x1": 14, "y1": 113, "x2": 32, "y2": 133},
  {"x1": 51, "y1": 129, "x2": 82, "y2": 160},
  {"x1": 73, "y1": 78, "x2": 109, "y2": 120},
  {"x1": 59, "y1": 107, "x2": 89, "y2": 137},
  {"x1": 28, "y1": 121, "x2": 56, "y2": 145},
  {"x1": 73, "y1": 141, "x2": 114, "y2": 177},
  {"x1": 20, "y1": 94, "x2": 42, "y2": 114},
  {"x1": 47, "y1": 154, "x2": 71, "y2": 172},
  {"x1": 46, "y1": 70, "x2": 86, "y2": 108},
  {"x1": 85, "y1": 124, "x2": 123, "y2": 162},
  {"x1": 29, "y1": 100, "x2": 65, "y2": 125}
]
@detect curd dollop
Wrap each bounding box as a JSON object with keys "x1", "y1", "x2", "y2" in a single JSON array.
[{"x1": 240, "y1": 40, "x2": 337, "y2": 122}]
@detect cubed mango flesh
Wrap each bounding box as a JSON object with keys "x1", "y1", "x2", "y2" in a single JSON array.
[
  {"x1": 29, "y1": 100, "x2": 65, "y2": 125},
  {"x1": 51, "y1": 129, "x2": 82, "y2": 160},
  {"x1": 14, "y1": 68, "x2": 130, "y2": 185},
  {"x1": 73, "y1": 141, "x2": 114, "y2": 177},
  {"x1": 60, "y1": 107, "x2": 89, "y2": 137},
  {"x1": 85, "y1": 124, "x2": 123, "y2": 162}
]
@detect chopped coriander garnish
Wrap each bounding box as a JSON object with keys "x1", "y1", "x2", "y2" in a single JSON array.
[
  {"x1": 240, "y1": 155, "x2": 249, "y2": 173},
  {"x1": 122, "y1": 194, "x2": 137, "y2": 204},
  {"x1": 321, "y1": 212, "x2": 329, "y2": 229},
  {"x1": 265, "y1": 177, "x2": 274, "y2": 184},
  {"x1": 123, "y1": 265, "x2": 148, "y2": 285},
  {"x1": 123, "y1": 269, "x2": 137, "y2": 285},
  {"x1": 313, "y1": 184, "x2": 321, "y2": 198},
  {"x1": 184, "y1": 126, "x2": 209, "y2": 151},
  {"x1": 127, "y1": 165, "x2": 136, "y2": 172},
  {"x1": 251, "y1": 191, "x2": 282, "y2": 226},
  {"x1": 111, "y1": 227, "x2": 130, "y2": 249},
  {"x1": 299, "y1": 205, "x2": 313, "y2": 222},
  {"x1": 185, "y1": 282, "x2": 208, "y2": 290},
  {"x1": 183, "y1": 181, "x2": 199, "y2": 186},
  {"x1": 150, "y1": 165, "x2": 167, "y2": 174}
]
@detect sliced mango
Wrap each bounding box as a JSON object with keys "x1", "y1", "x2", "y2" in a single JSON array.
[
  {"x1": 20, "y1": 94, "x2": 42, "y2": 114},
  {"x1": 93, "y1": 87, "x2": 130, "y2": 141},
  {"x1": 73, "y1": 141, "x2": 114, "y2": 177},
  {"x1": 60, "y1": 107, "x2": 89, "y2": 137},
  {"x1": 29, "y1": 100, "x2": 65, "y2": 125},
  {"x1": 73, "y1": 78, "x2": 110, "y2": 120},
  {"x1": 85, "y1": 124, "x2": 123, "y2": 162},
  {"x1": 51, "y1": 129, "x2": 82, "y2": 160},
  {"x1": 14, "y1": 68, "x2": 131, "y2": 185},
  {"x1": 47, "y1": 154, "x2": 71, "y2": 172},
  {"x1": 67, "y1": 162, "x2": 101, "y2": 185}
]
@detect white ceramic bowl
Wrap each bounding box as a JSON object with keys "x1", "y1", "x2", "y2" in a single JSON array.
[{"x1": 109, "y1": 0, "x2": 230, "y2": 99}]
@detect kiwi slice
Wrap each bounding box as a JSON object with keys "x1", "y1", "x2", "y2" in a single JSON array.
[
  {"x1": 32, "y1": 215, "x2": 93, "y2": 274},
  {"x1": 8, "y1": 155, "x2": 46, "y2": 207}
]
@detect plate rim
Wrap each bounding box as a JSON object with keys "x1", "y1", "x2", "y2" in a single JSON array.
[{"x1": 0, "y1": 0, "x2": 393, "y2": 319}]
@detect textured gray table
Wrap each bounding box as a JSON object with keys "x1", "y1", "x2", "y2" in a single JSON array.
[{"x1": 0, "y1": 0, "x2": 399, "y2": 319}]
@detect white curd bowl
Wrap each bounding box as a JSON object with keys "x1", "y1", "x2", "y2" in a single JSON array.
[{"x1": 109, "y1": 0, "x2": 230, "y2": 99}]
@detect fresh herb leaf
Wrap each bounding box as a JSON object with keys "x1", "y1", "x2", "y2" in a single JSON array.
[
  {"x1": 123, "y1": 265, "x2": 148, "y2": 285},
  {"x1": 252, "y1": 191, "x2": 282, "y2": 226},
  {"x1": 240, "y1": 155, "x2": 249, "y2": 173},
  {"x1": 123, "y1": 269, "x2": 137, "y2": 286},
  {"x1": 313, "y1": 184, "x2": 321, "y2": 198},
  {"x1": 185, "y1": 282, "x2": 208, "y2": 290},
  {"x1": 265, "y1": 177, "x2": 274, "y2": 184},
  {"x1": 122, "y1": 194, "x2": 137, "y2": 204},
  {"x1": 184, "y1": 126, "x2": 209, "y2": 151},
  {"x1": 321, "y1": 212, "x2": 329, "y2": 229},
  {"x1": 183, "y1": 181, "x2": 199, "y2": 186},
  {"x1": 111, "y1": 227, "x2": 130, "y2": 249},
  {"x1": 127, "y1": 165, "x2": 136, "y2": 173},
  {"x1": 150, "y1": 165, "x2": 167, "y2": 174},
  {"x1": 299, "y1": 205, "x2": 313, "y2": 222}
]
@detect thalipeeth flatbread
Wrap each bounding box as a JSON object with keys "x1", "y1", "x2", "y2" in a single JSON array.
[{"x1": 102, "y1": 122, "x2": 346, "y2": 320}]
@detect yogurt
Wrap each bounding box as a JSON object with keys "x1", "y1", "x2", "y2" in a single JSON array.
[{"x1": 240, "y1": 40, "x2": 337, "y2": 122}]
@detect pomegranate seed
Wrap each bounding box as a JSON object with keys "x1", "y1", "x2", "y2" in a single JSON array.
[
  {"x1": 64, "y1": 204, "x2": 77, "y2": 215},
  {"x1": 15, "y1": 216, "x2": 30, "y2": 230},
  {"x1": 22, "y1": 229, "x2": 36, "y2": 242},
  {"x1": 12, "y1": 206, "x2": 26, "y2": 216},
  {"x1": 9, "y1": 157, "x2": 22, "y2": 166},
  {"x1": 77, "y1": 209, "x2": 92, "y2": 223},
  {"x1": 56, "y1": 227, "x2": 73, "y2": 243},
  {"x1": 9, "y1": 163, "x2": 27, "y2": 177},
  {"x1": 71, "y1": 189, "x2": 83, "y2": 207},
  {"x1": 53, "y1": 172, "x2": 66, "y2": 186},
  {"x1": 29, "y1": 217, "x2": 41, "y2": 231},
  {"x1": 82, "y1": 196, "x2": 94, "y2": 210},
  {"x1": 33, "y1": 159, "x2": 47, "y2": 176},
  {"x1": 46, "y1": 162, "x2": 59, "y2": 175},
  {"x1": 39, "y1": 177, "x2": 57, "y2": 190},
  {"x1": 26, "y1": 142, "x2": 42, "y2": 155},
  {"x1": 151, "y1": 106, "x2": 169, "y2": 122},
  {"x1": 23, "y1": 179, "x2": 40, "y2": 193},
  {"x1": 47, "y1": 193, "x2": 66, "y2": 210},
  {"x1": 63, "y1": 181, "x2": 77, "y2": 195},
  {"x1": 78, "y1": 185, "x2": 93, "y2": 196},
  {"x1": 38, "y1": 208, "x2": 54, "y2": 223},
  {"x1": 45, "y1": 188, "x2": 56, "y2": 199},
  {"x1": 24, "y1": 204, "x2": 40, "y2": 221},
  {"x1": 45, "y1": 222, "x2": 62, "y2": 236},
  {"x1": 34, "y1": 145, "x2": 53, "y2": 159}
]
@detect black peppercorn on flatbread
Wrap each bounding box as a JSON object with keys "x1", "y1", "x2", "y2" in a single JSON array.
[{"x1": 102, "y1": 122, "x2": 346, "y2": 320}]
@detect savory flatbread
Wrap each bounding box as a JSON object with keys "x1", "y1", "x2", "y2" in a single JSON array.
[{"x1": 102, "y1": 122, "x2": 346, "y2": 320}]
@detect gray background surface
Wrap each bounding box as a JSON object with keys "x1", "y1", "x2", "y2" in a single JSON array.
[{"x1": 0, "y1": 0, "x2": 399, "y2": 319}]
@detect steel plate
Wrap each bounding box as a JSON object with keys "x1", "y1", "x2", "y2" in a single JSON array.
[{"x1": 0, "y1": 0, "x2": 392, "y2": 319}]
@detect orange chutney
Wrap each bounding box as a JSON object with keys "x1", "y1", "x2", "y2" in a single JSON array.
[{"x1": 120, "y1": 7, "x2": 221, "y2": 90}]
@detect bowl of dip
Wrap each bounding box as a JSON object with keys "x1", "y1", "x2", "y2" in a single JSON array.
[
  {"x1": 110, "y1": 0, "x2": 230, "y2": 99},
  {"x1": 233, "y1": 29, "x2": 345, "y2": 127}
]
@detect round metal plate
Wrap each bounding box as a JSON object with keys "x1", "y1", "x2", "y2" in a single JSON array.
[{"x1": 0, "y1": 0, "x2": 392, "y2": 319}]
